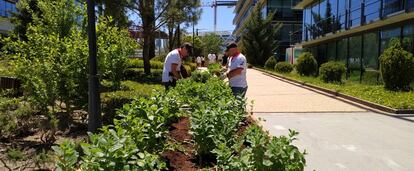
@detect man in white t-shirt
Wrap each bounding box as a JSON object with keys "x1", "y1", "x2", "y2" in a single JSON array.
[
  {"x1": 222, "y1": 42, "x2": 248, "y2": 98},
  {"x1": 162, "y1": 42, "x2": 193, "y2": 90}
]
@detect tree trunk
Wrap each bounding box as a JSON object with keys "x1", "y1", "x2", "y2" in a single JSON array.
[
  {"x1": 140, "y1": 0, "x2": 155, "y2": 75},
  {"x1": 168, "y1": 25, "x2": 175, "y2": 51}
]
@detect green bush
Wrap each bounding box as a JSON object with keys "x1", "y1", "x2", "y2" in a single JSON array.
[
  {"x1": 190, "y1": 70, "x2": 212, "y2": 83},
  {"x1": 264, "y1": 57, "x2": 277, "y2": 70},
  {"x1": 380, "y1": 39, "x2": 414, "y2": 91},
  {"x1": 296, "y1": 52, "x2": 318, "y2": 76},
  {"x1": 274, "y1": 62, "x2": 293, "y2": 73},
  {"x1": 127, "y1": 59, "x2": 164, "y2": 69},
  {"x1": 0, "y1": 97, "x2": 36, "y2": 139},
  {"x1": 151, "y1": 52, "x2": 169, "y2": 62},
  {"x1": 123, "y1": 68, "x2": 162, "y2": 83},
  {"x1": 247, "y1": 63, "x2": 253, "y2": 68},
  {"x1": 319, "y1": 61, "x2": 346, "y2": 83},
  {"x1": 101, "y1": 81, "x2": 163, "y2": 124}
]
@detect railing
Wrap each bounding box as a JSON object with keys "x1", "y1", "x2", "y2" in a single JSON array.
[{"x1": 0, "y1": 76, "x2": 21, "y2": 90}]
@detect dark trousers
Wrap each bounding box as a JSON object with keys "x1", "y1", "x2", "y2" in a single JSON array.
[
  {"x1": 163, "y1": 80, "x2": 177, "y2": 91},
  {"x1": 231, "y1": 86, "x2": 248, "y2": 98}
]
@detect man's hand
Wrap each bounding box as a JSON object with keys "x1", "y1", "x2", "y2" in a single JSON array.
[
  {"x1": 227, "y1": 68, "x2": 243, "y2": 79},
  {"x1": 171, "y1": 63, "x2": 182, "y2": 80}
]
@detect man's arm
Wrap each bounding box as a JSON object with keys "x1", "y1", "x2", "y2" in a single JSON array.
[
  {"x1": 171, "y1": 63, "x2": 181, "y2": 80},
  {"x1": 227, "y1": 68, "x2": 243, "y2": 79}
]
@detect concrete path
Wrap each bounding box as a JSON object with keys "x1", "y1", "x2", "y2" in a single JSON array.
[{"x1": 246, "y1": 69, "x2": 414, "y2": 171}]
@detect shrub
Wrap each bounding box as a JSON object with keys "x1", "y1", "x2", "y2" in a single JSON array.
[
  {"x1": 247, "y1": 63, "x2": 253, "y2": 68},
  {"x1": 274, "y1": 62, "x2": 293, "y2": 73},
  {"x1": 296, "y1": 52, "x2": 318, "y2": 76},
  {"x1": 264, "y1": 57, "x2": 277, "y2": 70},
  {"x1": 380, "y1": 38, "x2": 414, "y2": 91},
  {"x1": 101, "y1": 81, "x2": 163, "y2": 124},
  {"x1": 127, "y1": 59, "x2": 164, "y2": 70},
  {"x1": 123, "y1": 68, "x2": 163, "y2": 83},
  {"x1": 319, "y1": 61, "x2": 346, "y2": 83},
  {"x1": 190, "y1": 70, "x2": 212, "y2": 83},
  {"x1": 151, "y1": 52, "x2": 169, "y2": 62}
]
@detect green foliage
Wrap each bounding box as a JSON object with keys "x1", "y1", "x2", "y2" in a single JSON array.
[
  {"x1": 319, "y1": 61, "x2": 346, "y2": 83},
  {"x1": 52, "y1": 140, "x2": 79, "y2": 171},
  {"x1": 213, "y1": 125, "x2": 306, "y2": 171},
  {"x1": 264, "y1": 57, "x2": 277, "y2": 70},
  {"x1": 190, "y1": 70, "x2": 212, "y2": 83},
  {"x1": 0, "y1": 97, "x2": 35, "y2": 139},
  {"x1": 379, "y1": 38, "x2": 414, "y2": 91},
  {"x1": 182, "y1": 35, "x2": 203, "y2": 57},
  {"x1": 296, "y1": 52, "x2": 318, "y2": 76},
  {"x1": 151, "y1": 52, "x2": 169, "y2": 62},
  {"x1": 6, "y1": 148, "x2": 25, "y2": 161},
  {"x1": 80, "y1": 128, "x2": 166, "y2": 171},
  {"x1": 11, "y1": 0, "x2": 41, "y2": 40},
  {"x1": 275, "y1": 62, "x2": 294, "y2": 73},
  {"x1": 2, "y1": 0, "x2": 137, "y2": 139},
  {"x1": 200, "y1": 33, "x2": 223, "y2": 56},
  {"x1": 101, "y1": 81, "x2": 163, "y2": 124},
  {"x1": 240, "y1": 1, "x2": 281, "y2": 66},
  {"x1": 127, "y1": 59, "x2": 164, "y2": 69},
  {"x1": 97, "y1": 18, "x2": 138, "y2": 89},
  {"x1": 123, "y1": 68, "x2": 163, "y2": 83}
]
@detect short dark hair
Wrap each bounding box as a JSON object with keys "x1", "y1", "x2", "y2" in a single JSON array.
[
  {"x1": 181, "y1": 42, "x2": 193, "y2": 54},
  {"x1": 225, "y1": 42, "x2": 238, "y2": 51}
]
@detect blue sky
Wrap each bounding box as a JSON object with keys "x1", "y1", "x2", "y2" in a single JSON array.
[{"x1": 188, "y1": 3, "x2": 236, "y2": 32}]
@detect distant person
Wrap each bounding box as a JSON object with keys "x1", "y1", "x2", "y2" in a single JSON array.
[
  {"x1": 218, "y1": 54, "x2": 223, "y2": 64},
  {"x1": 196, "y1": 56, "x2": 202, "y2": 67},
  {"x1": 222, "y1": 42, "x2": 248, "y2": 98},
  {"x1": 201, "y1": 55, "x2": 206, "y2": 67},
  {"x1": 162, "y1": 42, "x2": 193, "y2": 90},
  {"x1": 222, "y1": 50, "x2": 228, "y2": 67},
  {"x1": 208, "y1": 53, "x2": 216, "y2": 64}
]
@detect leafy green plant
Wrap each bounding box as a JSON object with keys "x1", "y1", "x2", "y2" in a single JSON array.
[
  {"x1": 380, "y1": 38, "x2": 414, "y2": 91},
  {"x1": 264, "y1": 57, "x2": 277, "y2": 70},
  {"x1": 52, "y1": 140, "x2": 79, "y2": 171},
  {"x1": 296, "y1": 52, "x2": 318, "y2": 76},
  {"x1": 319, "y1": 61, "x2": 346, "y2": 83},
  {"x1": 275, "y1": 62, "x2": 294, "y2": 73},
  {"x1": 80, "y1": 128, "x2": 166, "y2": 171},
  {"x1": 190, "y1": 70, "x2": 212, "y2": 83},
  {"x1": 6, "y1": 148, "x2": 25, "y2": 161}
]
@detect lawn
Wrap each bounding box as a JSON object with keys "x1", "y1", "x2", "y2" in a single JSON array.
[{"x1": 263, "y1": 69, "x2": 414, "y2": 110}]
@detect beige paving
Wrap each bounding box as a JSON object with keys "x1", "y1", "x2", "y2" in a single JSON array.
[{"x1": 246, "y1": 69, "x2": 366, "y2": 113}]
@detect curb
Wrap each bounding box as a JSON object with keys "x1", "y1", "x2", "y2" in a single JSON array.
[{"x1": 253, "y1": 67, "x2": 414, "y2": 115}]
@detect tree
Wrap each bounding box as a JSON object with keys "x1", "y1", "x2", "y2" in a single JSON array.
[
  {"x1": 200, "y1": 33, "x2": 223, "y2": 56},
  {"x1": 306, "y1": 1, "x2": 340, "y2": 39},
  {"x1": 163, "y1": 0, "x2": 202, "y2": 51},
  {"x1": 130, "y1": 0, "x2": 201, "y2": 74},
  {"x1": 182, "y1": 35, "x2": 202, "y2": 57},
  {"x1": 240, "y1": 0, "x2": 281, "y2": 66},
  {"x1": 96, "y1": 0, "x2": 132, "y2": 28},
  {"x1": 11, "y1": 0, "x2": 42, "y2": 40}
]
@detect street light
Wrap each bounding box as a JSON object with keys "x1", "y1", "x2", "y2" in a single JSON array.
[{"x1": 86, "y1": 0, "x2": 101, "y2": 133}]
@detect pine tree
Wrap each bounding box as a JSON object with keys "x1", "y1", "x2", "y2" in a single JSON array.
[{"x1": 240, "y1": 1, "x2": 281, "y2": 67}]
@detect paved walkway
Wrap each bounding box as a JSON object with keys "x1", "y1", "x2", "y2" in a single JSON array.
[{"x1": 246, "y1": 69, "x2": 414, "y2": 171}]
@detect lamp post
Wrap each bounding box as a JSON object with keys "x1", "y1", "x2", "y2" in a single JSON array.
[{"x1": 86, "y1": 0, "x2": 101, "y2": 133}]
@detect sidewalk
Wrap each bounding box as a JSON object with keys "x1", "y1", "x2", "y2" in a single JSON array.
[{"x1": 246, "y1": 69, "x2": 414, "y2": 171}]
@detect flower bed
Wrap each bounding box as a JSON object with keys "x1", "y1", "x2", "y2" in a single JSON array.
[{"x1": 53, "y1": 74, "x2": 306, "y2": 170}]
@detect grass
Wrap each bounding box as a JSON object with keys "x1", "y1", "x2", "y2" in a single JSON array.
[{"x1": 263, "y1": 69, "x2": 414, "y2": 110}]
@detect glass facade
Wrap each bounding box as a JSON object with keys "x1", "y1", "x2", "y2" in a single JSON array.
[
  {"x1": 301, "y1": 0, "x2": 414, "y2": 83},
  {"x1": 0, "y1": 0, "x2": 17, "y2": 18}
]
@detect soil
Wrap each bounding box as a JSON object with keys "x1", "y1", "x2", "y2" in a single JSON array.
[
  {"x1": 162, "y1": 117, "x2": 197, "y2": 171},
  {"x1": 162, "y1": 115, "x2": 255, "y2": 171}
]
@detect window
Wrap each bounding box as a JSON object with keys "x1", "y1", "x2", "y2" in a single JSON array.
[
  {"x1": 407, "y1": 0, "x2": 414, "y2": 10},
  {"x1": 363, "y1": 32, "x2": 380, "y2": 69},
  {"x1": 337, "y1": 38, "x2": 348, "y2": 63},
  {"x1": 381, "y1": 27, "x2": 401, "y2": 52},
  {"x1": 304, "y1": 7, "x2": 312, "y2": 40},
  {"x1": 338, "y1": 0, "x2": 348, "y2": 30},
  {"x1": 327, "y1": 41, "x2": 337, "y2": 60},
  {"x1": 383, "y1": 0, "x2": 403, "y2": 16},
  {"x1": 403, "y1": 24, "x2": 414, "y2": 53},
  {"x1": 319, "y1": 0, "x2": 328, "y2": 35},
  {"x1": 311, "y1": 2, "x2": 320, "y2": 39},
  {"x1": 317, "y1": 44, "x2": 328, "y2": 64},
  {"x1": 328, "y1": 0, "x2": 339, "y2": 32},
  {"x1": 349, "y1": 0, "x2": 361, "y2": 27},
  {"x1": 349, "y1": 35, "x2": 363, "y2": 81},
  {"x1": 364, "y1": 0, "x2": 381, "y2": 23}
]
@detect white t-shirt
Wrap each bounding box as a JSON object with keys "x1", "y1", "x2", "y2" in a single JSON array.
[
  {"x1": 228, "y1": 53, "x2": 247, "y2": 88},
  {"x1": 209, "y1": 54, "x2": 216, "y2": 64},
  {"x1": 162, "y1": 49, "x2": 181, "y2": 82},
  {"x1": 196, "y1": 56, "x2": 202, "y2": 63}
]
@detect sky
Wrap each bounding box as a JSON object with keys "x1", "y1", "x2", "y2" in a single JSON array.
[{"x1": 186, "y1": 1, "x2": 236, "y2": 33}]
